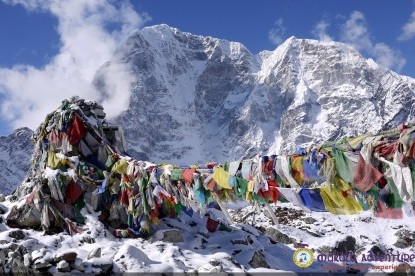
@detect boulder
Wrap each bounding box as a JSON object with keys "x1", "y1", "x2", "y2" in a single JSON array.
[
  {"x1": 369, "y1": 245, "x2": 386, "y2": 255},
  {"x1": 54, "y1": 251, "x2": 77, "y2": 263},
  {"x1": 0, "y1": 204, "x2": 6, "y2": 214},
  {"x1": 198, "y1": 263, "x2": 225, "y2": 273},
  {"x1": 71, "y1": 258, "x2": 86, "y2": 272},
  {"x1": 80, "y1": 236, "x2": 95, "y2": 244},
  {"x1": 249, "y1": 250, "x2": 270, "y2": 269},
  {"x1": 303, "y1": 217, "x2": 317, "y2": 224},
  {"x1": 394, "y1": 229, "x2": 414, "y2": 249},
  {"x1": 92, "y1": 262, "x2": 113, "y2": 274},
  {"x1": 0, "y1": 194, "x2": 5, "y2": 202},
  {"x1": 57, "y1": 260, "x2": 71, "y2": 272},
  {"x1": 154, "y1": 229, "x2": 184, "y2": 243},
  {"x1": 11, "y1": 257, "x2": 31, "y2": 275},
  {"x1": 8, "y1": 230, "x2": 25, "y2": 240},
  {"x1": 265, "y1": 228, "x2": 292, "y2": 244},
  {"x1": 23, "y1": 253, "x2": 32, "y2": 267},
  {"x1": 88, "y1": 247, "x2": 101, "y2": 260},
  {"x1": 334, "y1": 236, "x2": 356, "y2": 254},
  {"x1": 0, "y1": 251, "x2": 5, "y2": 266},
  {"x1": 32, "y1": 261, "x2": 52, "y2": 270},
  {"x1": 7, "y1": 204, "x2": 41, "y2": 228}
]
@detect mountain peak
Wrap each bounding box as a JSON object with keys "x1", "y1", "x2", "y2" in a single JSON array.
[
  {"x1": 92, "y1": 25, "x2": 415, "y2": 164},
  {"x1": 143, "y1": 23, "x2": 178, "y2": 34}
]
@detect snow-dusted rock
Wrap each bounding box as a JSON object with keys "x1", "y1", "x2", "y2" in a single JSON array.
[
  {"x1": 153, "y1": 229, "x2": 184, "y2": 243},
  {"x1": 265, "y1": 228, "x2": 292, "y2": 244},
  {"x1": 32, "y1": 261, "x2": 52, "y2": 270},
  {"x1": 394, "y1": 229, "x2": 415, "y2": 249},
  {"x1": 57, "y1": 260, "x2": 71, "y2": 272},
  {"x1": 249, "y1": 250, "x2": 270, "y2": 269},
  {"x1": 88, "y1": 247, "x2": 101, "y2": 260},
  {"x1": 91, "y1": 258, "x2": 113, "y2": 274},
  {"x1": 23, "y1": 253, "x2": 31, "y2": 267},
  {"x1": 7, "y1": 204, "x2": 41, "y2": 228},
  {"x1": 71, "y1": 258, "x2": 86, "y2": 272}
]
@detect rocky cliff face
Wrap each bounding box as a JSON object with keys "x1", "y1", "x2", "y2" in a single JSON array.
[
  {"x1": 95, "y1": 24, "x2": 415, "y2": 164},
  {"x1": 0, "y1": 128, "x2": 33, "y2": 195}
]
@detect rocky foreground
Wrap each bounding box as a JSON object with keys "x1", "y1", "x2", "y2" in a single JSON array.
[{"x1": 1, "y1": 195, "x2": 414, "y2": 274}]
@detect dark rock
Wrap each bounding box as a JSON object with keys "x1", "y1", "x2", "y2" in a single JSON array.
[
  {"x1": 0, "y1": 250, "x2": 5, "y2": 266},
  {"x1": 249, "y1": 250, "x2": 270, "y2": 269},
  {"x1": 7, "y1": 204, "x2": 41, "y2": 228},
  {"x1": 14, "y1": 244, "x2": 27, "y2": 256},
  {"x1": 390, "y1": 263, "x2": 414, "y2": 275},
  {"x1": 317, "y1": 245, "x2": 333, "y2": 254},
  {"x1": 154, "y1": 229, "x2": 183, "y2": 243},
  {"x1": 369, "y1": 245, "x2": 385, "y2": 255},
  {"x1": 0, "y1": 204, "x2": 6, "y2": 214},
  {"x1": 80, "y1": 236, "x2": 95, "y2": 244},
  {"x1": 305, "y1": 230, "x2": 323, "y2": 237},
  {"x1": 346, "y1": 266, "x2": 360, "y2": 274},
  {"x1": 224, "y1": 256, "x2": 242, "y2": 269},
  {"x1": 11, "y1": 257, "x2": 31, "y2": 275},
  {"x1": 209, "y1": 259, "x2": 222, "y2": 267},
  {"x1": 231, "y1": 239, "x2": 249, "y2": 245},
  {"x1": 303, "y1": 217, "x2": 317, "y2": 224},
  {"x1": 0, "y1": 240, "x2": 7, "y2": 245},
  {"x1": 32, "y1": 261, "x2": 52, "y2": 270},
  {"x1": 232, "y1": 249, "x2": 242, "y2": 255},
  {"x1": 265, "y1": 228, "x2": 292, "y2": 244},
  {"x1": 92, "y1": 262, "x2": 113, "y2": 274},
  {"x1": 54, "y1": 252, "x2": 77, "y2": 263},
  {"x1": 334, "y1": 236, "x2": 356, "y2": 254},
  {"x1": 394, "y1": 229, "x2": 414, "y2": 249},
  {"x1": 0, "y1": 194, "x2": 5, "y2": 202},
  {"x1": 8, "y1": 243, "x2": 19, "y2": 251},
  {"x1": 8, "y1": 230, "x2": 25, "y2": 240}
]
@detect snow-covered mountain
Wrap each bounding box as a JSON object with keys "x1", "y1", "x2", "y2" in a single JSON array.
[
  {"x1": 95, "y1": 24, "x2": 415, "y2": 164},
  {"x1": 2, "y1": 24, "x2": 415, "y2": 195},
  {"x1": 0, "y1": 128, "x2": 33, "y2": 195}
]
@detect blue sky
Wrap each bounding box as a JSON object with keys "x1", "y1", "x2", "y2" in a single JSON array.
[{"x1": 0, "y1": 0, "x2": 414, "y2": 135}]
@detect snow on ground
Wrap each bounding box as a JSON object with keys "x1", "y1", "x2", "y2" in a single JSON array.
[{"x1": 0, "y1": 197, "x2": 415, "y2": 273}]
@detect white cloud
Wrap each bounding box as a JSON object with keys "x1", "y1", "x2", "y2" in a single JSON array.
[
  {"x1": 0, "y1": 0, "x2": 149, "y2": 129},
  {"x1": 268, "y1": 18, "x2": 286, "y2": 45},
  {"x1": 398, "y1": 10, "x2": 415, "y2": 41},
  {"x1": 339, "y1": 11, "x2": 406, "y2": 72},
  {"x1": 340, "y1": 11, "x2": 372, "y2": 51},
  {"x1": 373, "y1": 43, "x2": 406, "y2": 72},
  {"x1": 312, "y1": 20, "x2": 332, "y2": 42}
]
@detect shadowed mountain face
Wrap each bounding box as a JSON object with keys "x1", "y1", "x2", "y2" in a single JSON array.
[
  {"x1": 95, "y1": 24, "x2": 415, "y2": 164},
  {"x1": 0, "y1": 127, "x2": 33, "y2": 195}
]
